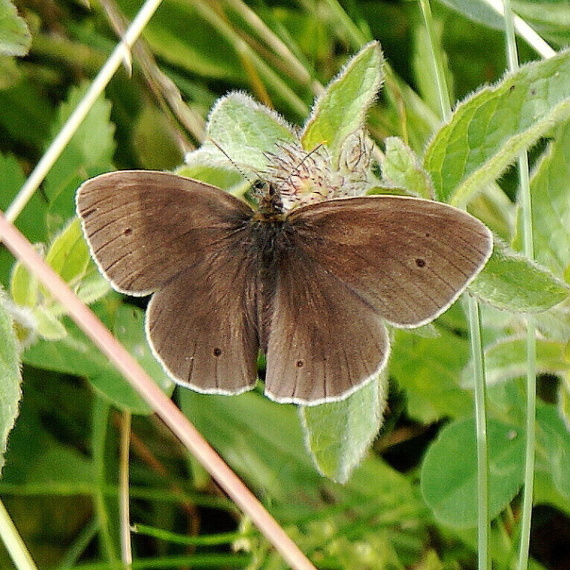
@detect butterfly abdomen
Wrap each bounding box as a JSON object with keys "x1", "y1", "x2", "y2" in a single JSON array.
[{"x1": 245, "y1": 216, "x2": 300, "y2": 353}]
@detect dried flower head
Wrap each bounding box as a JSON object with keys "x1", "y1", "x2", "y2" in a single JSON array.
[{"x1": 263, "y1": 131, "x2": 375, "y2": 212}]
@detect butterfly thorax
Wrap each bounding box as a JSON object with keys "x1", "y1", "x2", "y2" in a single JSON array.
[
  {"x1": 250, "y1": 180, "x2": 293, "y2": 271},
  {"x1": 249, "y1": 215, "x2": 292, "y2": 269}
]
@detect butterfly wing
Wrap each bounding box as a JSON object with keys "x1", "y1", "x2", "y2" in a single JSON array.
[
  {"x1": 77, "y1": 170, "x2": 254, "y2": 295},
  {"x1": 146, "y1": 244, "x2": 260, "y2": 394},
  {"x1": 77, "y1": 170, "x2": 260, "y2": 394},
  {"x1": 288, "y1": 196, "x2": 492, "y2": 327},
  {"x1": 264, "y1": 195, "x2": 492, "y2": 405},
  {"x1": 264, "y1": 246, "x2": 389, "y2": 405}
]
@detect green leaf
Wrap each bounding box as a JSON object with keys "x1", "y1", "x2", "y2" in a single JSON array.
[
  {"x1": 441, "y1": 0, "x2": 570, "y2": 45},
  {"x1": 436, "y1": 0, "x2": 505, "y2": 30},
  {"x1": 536, "y1": 405, "x2": 570, "y2": 500},
  {"x1": 70, "y1": 219, "x2": 111, "y2": 307},
  {"x1": 421, "y1": 418, "x2": 525, "y2": 528},
  {"x1": 0, "y1": 153, "x2": 48, "y2": 287},
  {"x1": 0, "y1": 0, "x2": 31, "y2": 56},
  {"x1": 185, "y1": 91, "x2": 296, "y2": 176},
  {"x1": 299, "y1": 373, "x2": 388, "y2": 483},
  {"x1": 381, "y1": 137, "x2": 434, "y2": 198},
  {"x1": 469, "y1": 240, "x2": 569, "y2": 313},
  {"x1": 390, "y1": 316, "x2": 474, "y2": 423},
  {"x1": 113, "y1": 304, "x2": 174, "y2": 395},
  {"x1": 0, "y1": 80, "x2": 54, "y2": 151},
  {"x1": 10, "y1": 218, "x2": 109, "y2": 339},
  {"x1": 180, "y1": 391, "x2": 320, "y2": 503},
  {"x1": 75, "y1": 270, "x2": 111, "y2": 307},
  {"x1": 10, "y1": 248, "x2": 39, "y2": 308},
  {"x1": 23, "y1": 306, "x2": 173, "y2": 415},
  {"x1": 462, "y1": 337, "x2": 569, "y2": 388},
  {"x1": 524, "y1": 121, "x2": 570, "y2": 278},
  {"x1": 424, "y1": 50, "x2": 570, "y2": 205},
  {"x1": 44, "y1": 218, "x2": 90, "y2": 287},
  {"x1": 132, "y1": 103, "x2": 184, "y2": 170},
  {"x1": 177, "y1": 162, "x2": 245, "y2": 194},
  {"x1": 0, "y1": 291, "x2": 22, "y2": 475},
  {"x1": 534, "y1": 298, "x2": 570, "y2": 344},
  {"x1": 513, "y1": 1, "x2": 570, "y2": 46},
  {"x1": 22, "y1": 319, "x2": 137, "y2": 411},
  {"x1": 44, "y1": 82, "x2": 115, "y2": 229},
  {"x1": 27, "y1": 445, "x2": 93, "y2": 488},
  {"x1": 32, "y1": 306, "x2": 67, "y2": 340},
  {"x1": 0, "y1": 54, "x2": 21, "y2": 90},
  {"x1": 301, "y1": 41, "x2": 384, "y2": 163}
]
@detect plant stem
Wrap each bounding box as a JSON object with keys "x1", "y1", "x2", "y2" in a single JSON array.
[
  {"x1": 0, "y1": 499, "x2": 39, "y2": 570},
  {"x1": 119, "y1": 411, "x2": 133, "y2": 567},
  {"x1": 501, "y1": 2, "x2": 537, "y2": 569},
  {"x1": 418, "y1": 0, "x2": 451, "y2": 121},
  {"x1": 419, "y1": 2, "x2": 490, "y2": 568},
  {"x1": 92, "y1": 398, "x2": 119, "y2": 564},
  {"x1": 469, "y1": 297, "x2": 490, "y2": 570},
  {"x1": 481, "y1": 0, "x2": 555, "y2": 59}
]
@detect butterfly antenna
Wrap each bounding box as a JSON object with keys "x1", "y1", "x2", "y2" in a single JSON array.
[{"x1": 207, "y1": 137, "x2": 260, "y2": 184}]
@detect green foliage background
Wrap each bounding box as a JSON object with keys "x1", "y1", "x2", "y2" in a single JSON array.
[{"x1": 1, "y1": 0, "x2": 570, "y2": 569}]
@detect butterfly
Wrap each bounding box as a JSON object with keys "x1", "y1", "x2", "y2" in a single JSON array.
[{"x1": 77, "y1": 170, "x2": 492, "y2": 405}]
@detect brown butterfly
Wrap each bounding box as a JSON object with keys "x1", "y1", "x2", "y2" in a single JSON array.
[{"x1": 77, "y1": 170, "x2": 492, "y2": 405}]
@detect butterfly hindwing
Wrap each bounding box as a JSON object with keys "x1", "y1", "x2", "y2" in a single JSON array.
[
  {"x1": 264, "y1": 241, "x2": 389, "y2": 405},
  {"x1": 146, "y1": 245, "x2": 260, "y2": 394}
]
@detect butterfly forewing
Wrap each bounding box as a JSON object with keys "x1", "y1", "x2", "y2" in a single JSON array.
[
  {"x1": 76, "y1": 171, "x2": 254, "y2": 295},
  {"x1": 77, "y1": 171, "x2": 261, "y2": 395},
  {"x1": 287, "y1": 196, "x2": 493, "y2": 328}
]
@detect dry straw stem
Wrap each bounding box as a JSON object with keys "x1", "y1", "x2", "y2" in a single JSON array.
[
  {"x1": 0, "y1": 212, "x2": 316, "y2": 570},
  {"x1": 482, "y1": 0, "x2": 555, "y2": 58},
  {"x1": 4, "y1": 0, "x2": 164, "y2": 225}
]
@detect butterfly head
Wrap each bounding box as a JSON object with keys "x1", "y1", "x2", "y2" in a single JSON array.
[{"x1": 253, "y1": 179, "x2": 285, "y2": 218}]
